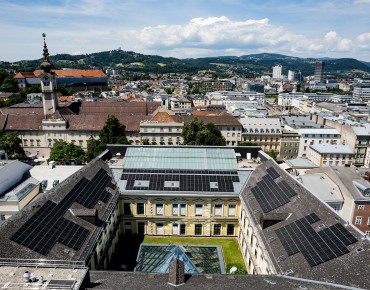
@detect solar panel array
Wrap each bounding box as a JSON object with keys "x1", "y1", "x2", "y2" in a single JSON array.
[
  {"x1": 266, "y1": 167, "x2": 280, "y2": 179},
  {"x1": 122, "y1": 170, "x2": 239, "y2": 192},
  {"x1": 276, "y1": 214, "x2": 358, "y2": 267},
  {"x1": 11, "y1": 169, "x2": 114, "y2": 256},
  {"x1": 251, "y1": 174, "x2": 297, "y2": 213}
]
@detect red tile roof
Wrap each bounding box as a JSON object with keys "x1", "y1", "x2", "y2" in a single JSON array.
[
  {"x1": 192, "y1": 110, "x2": 230, "y2": 116},
  {"x1": 64, "y1": 114, "x2": 148, "y2": 132},
  {"x1": 14, "y1": 72, "x2": 37, "y2": 79},
  {"x1": 151, "y1": 112, "x2": 176, "y2": 123},
  {"x1": 34, "y1": 69, "x2": 107, "y2": 78},
  {"x1": 0, "y1": 109, "x2": 44, "y2": 130},
  {"x1": 1, "y1": 101, "x2": 160, "y2": 134}
]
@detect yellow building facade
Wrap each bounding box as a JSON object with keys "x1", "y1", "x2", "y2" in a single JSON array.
[
  {"x1": 120, "y1": 196, "x2": 240, "y2": 237},
  {"x1": 114, "y1": 146, "x2": 251, "y2": 238}
]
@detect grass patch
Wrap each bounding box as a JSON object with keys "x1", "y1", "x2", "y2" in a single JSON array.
[{"x1": 143, "y1": 236, "x2": 246, "y2": 274}]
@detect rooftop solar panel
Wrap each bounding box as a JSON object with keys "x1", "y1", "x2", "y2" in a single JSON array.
[
  {"x1": 121, "y1": 170, "x2": 239, "y2": 192},
  {"x1": 266, "y1": 167, "x2": 280, "y2": 179},
  {"x1": 276, "y1": 214, "x2": 358, "y2": 267},
  {"x1": 251, "y1": 173, "x2": 297, "y2": 213},
  {"x1": 10, "y1": 168, "x2": 114, "y2": 255}
]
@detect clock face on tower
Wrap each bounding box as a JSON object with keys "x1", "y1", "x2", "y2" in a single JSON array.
[{"x1": 43, "y1": 76, "x2": 50, "y2": 86}]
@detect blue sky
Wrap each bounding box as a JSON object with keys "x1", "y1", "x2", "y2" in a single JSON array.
[{"x1": 1, "y1": 0, "x2": 370, "y2": 61}]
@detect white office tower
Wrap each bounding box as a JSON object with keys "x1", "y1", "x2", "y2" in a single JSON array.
[
  {"x1": 272, "y1": 65, "x2": 282, "y2": 79},
  {"x1": 288, "y1": 70, "x2": 295, "y2": 82}
]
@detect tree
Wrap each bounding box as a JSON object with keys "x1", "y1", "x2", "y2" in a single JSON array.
[
  {"x1": 267, "y1": 149, "x2": 278, "y2": 161},
  {"x1": 165, "y1": 88, "x2": 173, "y2": 95},
  {"x1": 0, "y1": 69, "x2": 9, "y2": 85},
  {"x1": 86, "y1": 136, "x2": 106, "y2": 162},
  {"x1": 142, "y1": 138, "x2": 150, "y2": 145},
  {"x1": 49, "y1": 141, "x2": 86, "y2": 164},
  {"x1": 25, "y1": 85, "x2": 41, "y2": 94},
  {"x1": 99, "y1": 115, "x2": 129, "y2": 145},
  {"x1": 0, "y1": 76, "x2": 19, "y2": 93},
  {"x1": 0, "y1": 131, "x2": 26, "y2": 160},
  {"x1": 182, "y1": 118, "x2": 226, "y2": 146}
]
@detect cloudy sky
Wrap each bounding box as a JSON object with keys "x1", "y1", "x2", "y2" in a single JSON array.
[{"x1": 1, "y1": 0, "x2": 370, "y2": 62}]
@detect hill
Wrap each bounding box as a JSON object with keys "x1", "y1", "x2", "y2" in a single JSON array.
[{"x1": 1, "y1": 51, "x2": 370, "y2": 76}]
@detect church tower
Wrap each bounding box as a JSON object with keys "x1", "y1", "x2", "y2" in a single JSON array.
[{"x1": 39, "y1": 33, "x2": 58, "y2": 116}]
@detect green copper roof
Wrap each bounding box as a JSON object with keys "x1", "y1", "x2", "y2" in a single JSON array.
[{"x1": 123, "y1": 147, "x2": 237, "y2": 170}]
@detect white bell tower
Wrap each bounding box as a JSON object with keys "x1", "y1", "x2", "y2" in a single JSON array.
[{"x1": 40, "y1": 33, "x2": 59, "y2": 116}]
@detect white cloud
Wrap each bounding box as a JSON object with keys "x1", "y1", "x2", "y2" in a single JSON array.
[
  {"x1": 324, "y1": 31, "x2": 353, "y2": 52},
  {"x1": 353, "y1": 0, "x2": 370, "y2": 4},
  {"x1": 125, "y1": 16, "x2": 361, "y2": 57},
  {"x1": 129, "y1": 16, "x2": 297, "y2": 51}
]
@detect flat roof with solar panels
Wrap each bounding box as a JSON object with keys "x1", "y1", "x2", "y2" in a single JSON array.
[
  {"x1": 116, "y1": 147, "x2": 251, "y2": 197},
  {"x1": 0, "y1": 158, "x2": 119, "y2": 262},
  {"x1": 240, "y1": 159, "x2": 370, "y2": 289}
]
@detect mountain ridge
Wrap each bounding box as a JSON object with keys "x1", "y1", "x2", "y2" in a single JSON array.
[{"x1": 1, "y1": 51, "x2": 370, "y2": 76}]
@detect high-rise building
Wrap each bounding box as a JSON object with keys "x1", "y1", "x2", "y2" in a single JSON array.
[
  {"x1": 314, "y1": 61, "x2": 325, "y2": 83},
  {"x1": 272, "y1": 65, "x2": 282, "y2": 79},
  {"x1": 288, "y1": 70, "x2": 295, "y2": 81}
]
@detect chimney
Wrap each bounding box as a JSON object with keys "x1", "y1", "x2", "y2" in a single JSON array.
[{"x1": 168, "y1": 259, "x2": 185, "y2": 286}]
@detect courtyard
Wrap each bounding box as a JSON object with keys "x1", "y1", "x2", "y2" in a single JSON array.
[{"x1": 109, "y1": 235, "x2": 246, "y2": 274}]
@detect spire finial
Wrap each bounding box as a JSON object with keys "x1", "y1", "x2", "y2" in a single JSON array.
[{"x1": 41, "y1": 33, "x2": 53, "y2": 73}]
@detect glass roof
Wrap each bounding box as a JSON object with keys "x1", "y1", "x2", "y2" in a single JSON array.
[
  {"x1": 135, "y1": 244, "x2": 225, "y2": 274},
  {"x1": 124, "y1": 147, "x2": 237, "y2": 170}
]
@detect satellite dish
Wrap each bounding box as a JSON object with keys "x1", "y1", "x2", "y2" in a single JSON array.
[{"x1": 230, "y1": 266, "x2": 237, "y2": 274}]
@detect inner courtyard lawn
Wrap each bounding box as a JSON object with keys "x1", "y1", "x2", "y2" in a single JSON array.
[{"x1": 143, "y1": 236, "x2": 246, "y2": 274}]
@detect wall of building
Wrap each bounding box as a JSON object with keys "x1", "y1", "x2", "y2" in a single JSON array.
[
  {"x1": 120, "y1": 196, "x2": 240, "y2": 237},
  {"x1": 238, "y1": 205, "x2": 274, "y2": 275},
  {"x1": 352, "y1": 202, "x2": 370, "y2": 235}
]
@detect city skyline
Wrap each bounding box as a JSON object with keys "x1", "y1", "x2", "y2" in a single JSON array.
[{"x1": 1, "y1": 0, "x2": 370, "y2": 62}]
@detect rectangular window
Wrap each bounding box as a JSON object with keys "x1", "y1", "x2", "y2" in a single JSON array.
[
  {"x1": 214, "y1": 204, "x2": 222, "y2": 216},
  {"x1": 124, "y1": 222, "x2": 132, "y2": 234},
  {"x1": 213, "y1": 224, "x2": 221, "y2": 235},
  {"x1": 172, "y1": 203, "x2": 179, "y2": 216},
  {"x1": 156, "y1": 223, "x2": 164, "y2": 235},
  {"x1": 137, "y1": 222, "x2": 145, "y2": 235},
  {"x1": 0, "y1": 214, "x2": 5, "y2": 221},
  {"x1": 156, "y1": 203, "x2": 164, "y2": 215},
  {"x1": 180, "y1": 204, "x2": 186, "y2": 216},
  {"x1": 227, "y1": 224, "x2": 235, "y2": 236},
  {"x1": 124, "y1": 203, "x2": 132, "y2": 215},
  {"x1": 195, "y1": 224, "x2": 202, "y2": 235},
  {"x1": 228, "y1": 204, "x2": 236, "y2": 216},
  {"x1": 355, "y1": 216, "x2": 362, "y2": 225},
  {"x1": 195, "y1": 204, "x2": 203, "y2": 216},
  {"x1": 172, "y1": 223, "x2": 179, "y2": 235},
  {"x1": 358, "y1": 205, "x2": 365, "y2": 210},
  {"x1": 368, "y1": 217, "x2": 370, "y2": 226},
  {"x1": 180, "y1": 224, "x2": 186, "y2": 235},
  {"x1": 172, "y1": 203, "x2": 186, "y2": 216},
  {"x1": 137, "y1": 203, "x2": 145, "y2": 215}
]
